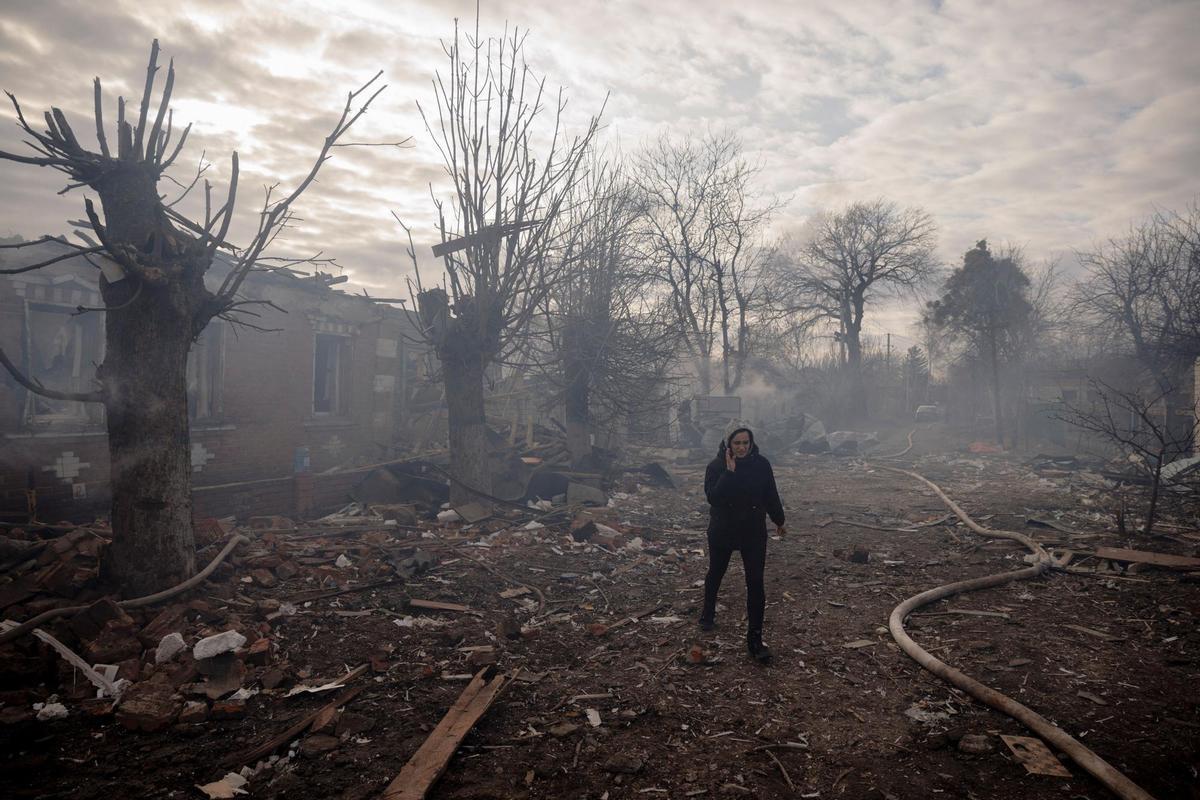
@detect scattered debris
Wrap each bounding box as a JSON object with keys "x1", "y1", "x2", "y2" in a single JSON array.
[
  {"x1": 196, "y1": 771, "x2": 249, "y2": 798},
  {"x1": 35, "y1": 700, "x2": 69, "y2": 721},
  {"x1": 958, "y1": 733, "x2": 994, "y2": 754},
  {"x1": 0, "y1": 436, "x2": 1194, "y2": 798},
  {"x1": 1062, "y1": 624, "x2": 1125, "y2": 643},
  {"x1": 1000, "y1": 735, "x2": 1073, "y2": 777},
  {"x1": 567, "y1": 482, "x2": 607, "y2": 506},
  {"x1": 116, "y1": 675, "x2": 181, "y2": 733}
]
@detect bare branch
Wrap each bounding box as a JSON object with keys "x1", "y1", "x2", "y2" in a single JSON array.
[
  {"x1": 92, "y1": 77, "x2": 110, "y2": 158},
  {"x1": 207, "y1": 152, "x2": 239, "y2": 261},
  {"x1": 147, "y1": 58, "x2": 175, "y2": 166},
  {"x1": 330, "y1": 138, "x2": 413, "y2": 148},
  {"x1": 215, "y1": 71, "x2": 389, "y2": 302},
  {"x1": 0, "y1": 346, "x2": 103, "y2": 403},
  {"x1": 132, "y1": 40, "x2": 160, "y2": 160},
  {"x1": 0, "y1": 235, "x2": 60, "y2": 249},
  {"x1": 0, "y1": 244, "x2": 104, "y2": 275}
]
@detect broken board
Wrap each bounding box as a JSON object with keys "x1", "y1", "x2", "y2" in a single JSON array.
[
  {"x1": 1000, "y1": 735, "x2": 1072, "y2": 777},
  {"x1": 382, "y1": 668, "x2": 507, "y2": 800},
  {"x1": 1094, "y1": 547, "x2": 1200, "y2": 570},
  {"x1": 409, "y1": 598, "x2": 473, "y2": 614}
]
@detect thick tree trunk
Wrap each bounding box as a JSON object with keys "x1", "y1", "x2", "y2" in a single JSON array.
[
  {"x1": 417, "y1": 289, "x2": 493, "y2": 511},
  {"x1": 845, "y1": 320, "x2": 867, "y2": 420},
  {"x1": 561, "y1": 322, "x2": 592, "y2": 466},
  {"x1": 697, "y1": 353, "x2": 712, "y2": 396},
  {"x1": 94, "y1": 165, "x2": 202, "y2": 594},
  {"x1": 100, "y1": 284, "x2": 196, "y2": 594},
  {"x1": 442, "y1": 354, "x2": 491, "y2": 508},
  {"x1": 565, "y1": 376, "x2": 591, "y2": 467}
]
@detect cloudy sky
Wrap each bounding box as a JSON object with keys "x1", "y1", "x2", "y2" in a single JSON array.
[{"x1": 1, "y1": 0, "x2": 1197, "y2": 338}]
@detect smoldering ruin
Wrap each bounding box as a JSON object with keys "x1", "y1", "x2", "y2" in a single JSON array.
[{"x1": 0, "y1": 9, "x2": 1198, "y2": 800}]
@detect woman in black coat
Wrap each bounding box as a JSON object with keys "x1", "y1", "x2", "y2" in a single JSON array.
[{"x1": 701, "y1": 423, "x2": 787, "y2": 663}]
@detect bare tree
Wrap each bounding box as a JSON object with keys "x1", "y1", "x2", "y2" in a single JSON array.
[
  {"x1": 1056, "y1": 376, "x2": 1195, "y2": 537},
  {"x1": 534, "y1": 157, "x2": 681, "y2": 464},
  {"x1": 632, "y1": 132, "x2": 776, "y2": 395},
  {"x1": 400, "y1": 21, "x2": 602, "y2": 506},
  {"x1": 0, "y1": 42, "x2": 387, "y2": 593},
  {"x1": 1073, "y1": 206, "x2": 1199, "y2": 381},
  {"x1": 1157, "y1": 202, "x2": 1200, "y2": 359},
  {"x1": 774, "y1": 199, "x2": 938, "y2": 419}
]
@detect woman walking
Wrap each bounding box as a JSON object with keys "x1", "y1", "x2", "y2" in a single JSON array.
[{"x1": 701, "y1": 422, "x2": 787, "y2": 663}]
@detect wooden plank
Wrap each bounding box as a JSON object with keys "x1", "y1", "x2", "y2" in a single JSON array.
[
  {"x1": 1094, "y1": 546, "x2": 1200, "y2": 570},
  {"x1": 409, "y1": 598, "x2": 473, "y2": 613},
  {"x1": 382, "y1": 668, "x2": 507, "y2": 800},
  {"x1": 1062, "y1": 624, "x2": 1124, "y2": 642}
]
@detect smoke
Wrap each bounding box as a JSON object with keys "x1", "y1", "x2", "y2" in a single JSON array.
[{"x1": 731, "y1": 372, "x2": 800, "y2": 430}]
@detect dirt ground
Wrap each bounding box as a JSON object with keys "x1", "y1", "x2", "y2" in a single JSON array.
[{"x1": 2, "y1": 425, "x2": 1198, "y2": 800}]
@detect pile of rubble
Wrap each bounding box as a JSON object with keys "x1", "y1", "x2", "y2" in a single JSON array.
[{"x1": 0, "y1": 455, "x2": 698, "y2": 788}]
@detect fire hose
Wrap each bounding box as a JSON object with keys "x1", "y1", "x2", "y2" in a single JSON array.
[{"x1": 876, "y1": 463, "x2": 1155, "y2": 800}]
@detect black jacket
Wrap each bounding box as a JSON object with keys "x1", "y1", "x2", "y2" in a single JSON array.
[{"x1": 704, "y1": 437, "x2": 785, "y2": 549}]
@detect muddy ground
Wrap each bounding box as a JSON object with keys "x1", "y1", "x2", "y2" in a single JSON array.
[{"x1": 2, "y1": 425, "x2": 1198, "y2": 799}]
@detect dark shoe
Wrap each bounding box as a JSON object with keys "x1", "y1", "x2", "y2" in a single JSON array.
[
  {"x1": 698, "y1": 615, "x2": 715, "y2": 632},
  {"x1": 747, "y1": 630, "x2": 771, "y2": 664}
]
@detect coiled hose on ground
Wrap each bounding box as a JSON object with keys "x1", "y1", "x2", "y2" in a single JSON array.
[{"x1": 875, "y1": 462, "x2": 1154, "y2": 800}]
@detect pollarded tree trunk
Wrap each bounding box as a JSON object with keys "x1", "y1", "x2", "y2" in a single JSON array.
[
  {"x1": 100, "y1": 283, "x2": 197, "y2": 593},
  {"x1": 94, "y1": 166, "x2": 204, "y2": 594},
  {"x1": 442, "y1": 353, "x2": 491, "y2": 508},
  {"x1": 0, "y1": 41, "x2": 384, "y2": 595},
  {"x1": 419, "y1": 289, "x2": 493, "y2": 509},
  {"x1": 561, "y1": 321, "x2": 593, "y2": 467},
  {"x1": 564, "y1": 366, "x2": 591, "y2": 467}
]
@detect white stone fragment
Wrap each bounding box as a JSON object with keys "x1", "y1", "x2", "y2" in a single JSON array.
[
  {"x1": 36, "y1": 702, "x2": 68, "y2": 721},
  {"x1": 155, "y1": 632, "x2": 186, "y2": 664},
  {"x1": 193, "y1": 630, "x2": 246, "y2": 660}
]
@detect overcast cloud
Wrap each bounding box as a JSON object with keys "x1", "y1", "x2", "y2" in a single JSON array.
[{"x1": 1, "y1": 0, "x2": 1196, "y2": 339}]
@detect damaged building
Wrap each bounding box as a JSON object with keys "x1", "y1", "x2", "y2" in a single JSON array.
[{"x1": 0, "y1": 237, "x2": 424, "y2": 522}]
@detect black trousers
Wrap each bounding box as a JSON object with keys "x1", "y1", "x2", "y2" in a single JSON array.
[{"x1": 702, "y1": 534, "x2": 767, "y2": 633}]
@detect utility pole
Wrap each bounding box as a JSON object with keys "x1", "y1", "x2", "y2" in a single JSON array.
[{"x1": 886, "y1": 333, "x2": 892, "y2": 366}]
